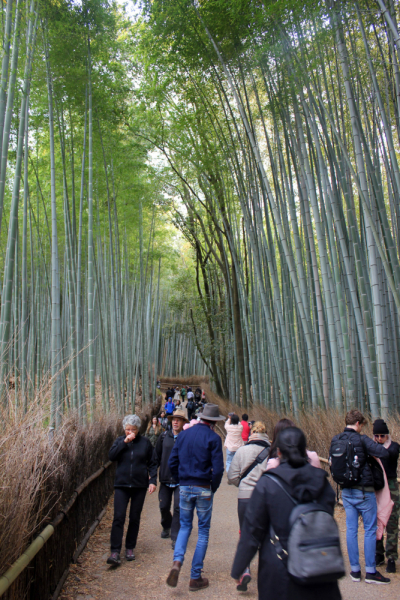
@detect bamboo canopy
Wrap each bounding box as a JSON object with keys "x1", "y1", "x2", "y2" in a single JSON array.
[{"x1": 1, "y1": 0, "x2": 400, "y2": 421}]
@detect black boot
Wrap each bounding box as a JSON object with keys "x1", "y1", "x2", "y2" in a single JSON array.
[{"x1": 386, "y1": 558, "x2": 396, "y2": 573}]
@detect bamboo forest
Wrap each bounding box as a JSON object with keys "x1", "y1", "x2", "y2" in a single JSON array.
[{"x1": 0, "y1": 0, "x2": 400, "y2": 423}]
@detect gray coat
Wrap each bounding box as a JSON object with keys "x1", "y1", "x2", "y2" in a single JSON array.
[{"x1": 227, "y1": 434, "x2": 270, "y2": 498}]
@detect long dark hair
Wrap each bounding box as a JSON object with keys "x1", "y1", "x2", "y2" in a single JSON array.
[
  {"x1": 276, "y1": 427, "x2": 307, "y2": 468},
  {"x1": 147, "y1": 417, "x2": 162, "y2": 435},
  {"x1": 269, "y1": 418, "x2": 296, "y2": 458}
]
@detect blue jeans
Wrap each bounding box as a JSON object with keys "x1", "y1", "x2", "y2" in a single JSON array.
[
  {"x1": 173, "y1": 486, "x2": 214, "y2": 579},
  {"x1": 342, "y1": 488, "x2": 377, "y2": 573},
  {"x1": 226, "y1": 449, "x2": 236, "y2": 473}
]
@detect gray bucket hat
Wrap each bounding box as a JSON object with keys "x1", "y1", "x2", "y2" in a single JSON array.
[{"x1": 200, "y1": 403, "x2": 225, "y2": 421}]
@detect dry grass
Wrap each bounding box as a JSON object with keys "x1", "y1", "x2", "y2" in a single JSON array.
[
  {"x1": 160, "y1": 375, "x2": 210, "y2": 386},
  {"x1": 0, "y1": 377, "x2": 163, "y2": 584},
  {"x1": 201, "y1": 382, "x2": 400, "y2": 473},
  {"x1": 0, "y1": 403, "x2": 121, "y2": 578}
]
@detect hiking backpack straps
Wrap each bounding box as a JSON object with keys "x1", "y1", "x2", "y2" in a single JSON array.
[
  {"x1": 239, "y1": 445, "x2": 270, "y2": 482},
  {"x1": 266, "y1": 474, "x2": 345, "y2": 586}
]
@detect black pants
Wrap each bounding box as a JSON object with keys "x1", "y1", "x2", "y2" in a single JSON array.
[
  {"x1": 110, "y1": 487, "x2": 147, "y2": 552},
  {"x1": 238, "y1": 498, "x2": 250, "y2": 532},
  {"x1": 159, "y1": 483, "x2": 180, "y2": 541}
]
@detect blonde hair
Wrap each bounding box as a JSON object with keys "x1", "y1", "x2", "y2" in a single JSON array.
[{"x1": 251, "y1": 421, "x2": 267, "y2": 434}]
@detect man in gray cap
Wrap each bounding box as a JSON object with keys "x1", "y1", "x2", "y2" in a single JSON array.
[{"x1": 166, "y1": 403, "x2": 225, "y2": 592}]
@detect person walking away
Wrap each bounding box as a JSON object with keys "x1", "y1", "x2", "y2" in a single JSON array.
[
  {"x1": 231, "y1": 427, "x2": 342, "y2": 600},
  {"x1": 166, "y1": 403, "x2": 224, "y2": 591},
  {"x1": 155, "y1": 408, "x2": 189, "y2": 547},
  {"x1": 164, "y1": 396, "x2": 175, "y2": 416},
  {"x1": 225, "y1": 414, "x2": 244, "y2": 472},
  {"x1": 330, "y1": 409, "x2": 390, "y2": 584},
  {"x1": 186, "y1": 394, "x2": 195, "y2": 421},
  {"x1": 228, "y1": 421, "x2": 270, "y2": 591},
  {"x1": 268, "y1": 418, "x2": 321, "y2": 469},
  {"x1": 145, "y1": 416, "x2": 163, "y2": 447},
  {"x1": 181, "y1": 386, "x2": 187, "y2": 404},
  {"x1": 194, "y1": 387, "x2": 202, "y2": 403},
  {"x1": 240, "y1": 414, "x2": 251, "y2": 443},
  {"x1": 374, "y1": 419, "x2": 399, "y2": 573},
  {"x1": 186, "y1": 387, "x2": 194, "y2": 404},
  {"x1": 107, "y1": 415, "x2": 157, "y2": 566}
]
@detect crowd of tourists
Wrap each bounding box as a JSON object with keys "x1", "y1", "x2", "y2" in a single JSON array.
[{"x1": 105, "y1": 395, "x2": 399, "y2": 598}]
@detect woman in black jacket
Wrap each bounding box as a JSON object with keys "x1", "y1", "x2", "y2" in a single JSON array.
[
  {"x1": 231, "y1": 427, "x2": 342, "y2": 600},
  {"x1": 107, "y1": 414, "x2": 157, "y2": 566}
]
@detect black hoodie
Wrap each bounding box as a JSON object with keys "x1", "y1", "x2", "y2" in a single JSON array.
[{"x1": 231, "y1": 461, "x2": 341, "y2": 600}]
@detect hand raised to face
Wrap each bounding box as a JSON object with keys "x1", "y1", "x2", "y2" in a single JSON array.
[{"x1": 124, "y1": 431, "x2": 136, "y2": 443}]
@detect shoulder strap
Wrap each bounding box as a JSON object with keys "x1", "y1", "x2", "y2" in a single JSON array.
[
  {"x1": 239, "y1": 445, "x2": 270, "y2": 482},
  {"x1": 265, "y1": 474, "x2": 298, "y2": 505},
  {"x1": 266, "y1": 474, "x2": 295, "y2": 565}
]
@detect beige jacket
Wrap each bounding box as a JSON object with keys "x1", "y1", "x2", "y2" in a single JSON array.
[
  {"x1": 227, "y1": 434, "x2": 270, "y2": 499},
  {"x1": 224, "y1": 421, "x2": 244, "y2": 452}
]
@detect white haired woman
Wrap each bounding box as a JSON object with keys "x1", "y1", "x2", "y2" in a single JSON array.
[{"x1": 107, "y1": 415, "x2": 157, "y2": 566}]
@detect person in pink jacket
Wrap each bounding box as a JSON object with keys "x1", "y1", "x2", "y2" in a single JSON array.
[
  {"x1": 225, "y1": 414, "x2": 244, "y2": 472},
  {"x1": 266, "y1": 418, "x2": 321, "y2": 470}
]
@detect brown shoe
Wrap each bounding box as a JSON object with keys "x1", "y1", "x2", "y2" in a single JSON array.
[
  {"x1": 189, "y1": 576, "x2": 209, "y2": 591},
  {"x1": 166, "y1": 561, "x2": 182, "y2": 587}
]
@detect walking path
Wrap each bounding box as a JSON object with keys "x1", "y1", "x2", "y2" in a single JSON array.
[{"x1": 59, "y1": 473, "x2": 400, "y2": 600}]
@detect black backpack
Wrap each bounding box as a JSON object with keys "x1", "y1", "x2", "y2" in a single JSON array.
[
  {"x1": 187, "y1": 400, "x2": 194, "y2": 411},
  {"x1": 267, "y1": 475, "x2": 345, "y2": 585},
  {"x1": 329, "y1": 433, "x2": 362, "y2": 487}
]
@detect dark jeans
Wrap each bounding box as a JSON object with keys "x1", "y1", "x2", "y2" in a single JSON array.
[
  {"x1": 238, "y1": 498, "x2": 251, "y2": 575},
  {"x1": 110, "y1": 487, "x2": 147, "y2": 552},
  {"x1": 159, "y1": 483, "x2": 180, "y2": 541},
  {"x1": 238, "y1": 498, "x2": 250, "y2": 532}
]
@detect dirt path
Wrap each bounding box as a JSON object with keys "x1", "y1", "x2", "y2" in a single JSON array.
[{"x1": 60, "y1": 474, "x2": 400, "y2": 600}]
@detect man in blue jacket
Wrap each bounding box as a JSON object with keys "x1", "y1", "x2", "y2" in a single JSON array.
[{"x1": 166, "y1": 403, "x2": 225, "y2": 592}]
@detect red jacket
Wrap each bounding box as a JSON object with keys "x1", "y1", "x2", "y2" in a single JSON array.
[{"x1": 241, "y1": 420, "x2": 250, "y2": 442}]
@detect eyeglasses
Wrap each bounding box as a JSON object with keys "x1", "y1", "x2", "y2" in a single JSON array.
[{"x1": 374, "y1": 434, "x2": 387, "y2": 439}]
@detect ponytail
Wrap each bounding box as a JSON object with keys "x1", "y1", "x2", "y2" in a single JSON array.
[{"x1": 276, "y1": 427, "x2": 307, "y2": 468}]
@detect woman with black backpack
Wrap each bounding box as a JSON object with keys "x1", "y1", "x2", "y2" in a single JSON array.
[
  {"x1": 227, "y1": 421, "x2": 270, "y2": 592},
  {"x1": 231, "y1": 427, "x2": 342, "y2": 600}
]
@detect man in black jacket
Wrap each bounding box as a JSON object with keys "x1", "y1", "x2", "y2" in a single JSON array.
[
  {"x1": 154, "y1": 408, "x2": 189, "y2": 548},
  {"x1": 331, "y1": 409, "x2": 390, "y2": 584}
]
